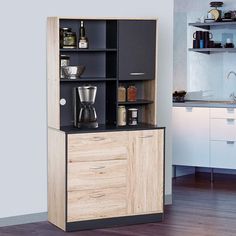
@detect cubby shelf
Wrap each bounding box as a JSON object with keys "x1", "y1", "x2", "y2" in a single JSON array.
[
  {"x1": 118, "y1": 99, "x2": 153, "y2": 105},
  {"x1": 60, "y1": 48, "x2": 117, "y2": 52},
  {"x1": 60, "y1": 77, "x2": 117, "y2": 82}
]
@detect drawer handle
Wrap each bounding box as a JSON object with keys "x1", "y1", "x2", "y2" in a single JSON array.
[
  {"x1": 130, "y1": 72, "x2": 145, "y2": 76},
  {"x1": 227, "y1": 141, "x2": 235, "y2": 145},
  {"x1": 186, "y1": 107, "x2": 193, "y2": 112},
  {"x1": 90, "y1": 194, "x2": 105, "y2": 199},
  {"x1": 139, "y1": 135, "x2": 154, "y2": 139},
  {"x1": 90, "y1": 166, "x2": 105, "y2": 170},
  {"x1": 92, "y1": 137, "x2": 105, "y2": 141},
  {"x1": 227, "y1": 118, "x2": 235, "y2": 123},
  {"x1": 227, "y1": 108, "x2": 235, "y2": 113}
]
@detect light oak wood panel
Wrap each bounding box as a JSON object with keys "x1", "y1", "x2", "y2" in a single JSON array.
[
  {"x1": 67, "y1": 187, "x2": 127, "y2": 222},
  {"x1": 68, "y1": 159, "x2": 127, "y2": 191},
  {"x1": 68, "y1": 132, "x2": 129, "y2": 162},
  {"x1": 47, "y1": 17, "x2": 60, "y2": 129},
  {"x1": 127, "y1": 130, "x2": 164, "y2": 215},
  {"x1": 48, "y1": 128, "x2": 66, "y2": 230},
  {"x1": 143, "y1": 21, "x2": 158, "y2": 126}
]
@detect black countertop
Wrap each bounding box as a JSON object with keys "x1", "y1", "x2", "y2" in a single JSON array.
[{"x1": 60, "y1": 123, "x2": 165, "y2": 134}]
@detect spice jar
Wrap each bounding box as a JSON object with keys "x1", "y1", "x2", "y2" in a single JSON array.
[
  {"x1": 118, "y1": 85, "x2": 126, "y2": 102},
  {"x1": 128, "y1": 108, "x2": 138, "y2": 126},
  {"x1": 117, "y1": 106, "x2": 126, "y2": 126},
  {"x1": 60, "y1": 28, "x2": 77, "y2": 49},
  {"x1": 60, "y1": 55, "x2": 70, "y2": 78},
  {"x1": 127, "y1": 85, "x2": 137, "y2": 102}
]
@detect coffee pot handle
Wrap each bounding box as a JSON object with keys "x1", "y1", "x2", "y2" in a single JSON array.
[
  {"x1": 193, "y1": 32, "x2": 196, "y2": 39},
  {"x1": 209, "y1": 33, "x2": 213, "y2": 39}
]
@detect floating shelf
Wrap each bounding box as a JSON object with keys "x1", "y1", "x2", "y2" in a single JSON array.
[
  {"x1": 60, "y1": 77, "x2": 117, "y2": 82},
  {"x1": 118, "y1": 99, "x2": 153, "y2": 105},
  {"x1": 60, "y1": 48, "x2": 117, "y2": 52},
  {"x1": 189, "y1": 21, "x2": 236, "y2": 30},
  {"x1": 189, "y1": 48, "x2": 236, "y2": 54}
]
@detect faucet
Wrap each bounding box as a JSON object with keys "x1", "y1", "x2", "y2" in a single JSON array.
[
  {"x1": 227, "y1": 71, "x2": 236, "y2": 101},
  {"x1": 227, "y1": 71, "x2": 236, "y2": 80}
]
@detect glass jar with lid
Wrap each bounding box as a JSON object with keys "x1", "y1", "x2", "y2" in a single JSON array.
[
  {"x1": 60, "y1": 28, "x2": 77, "y2": 49},
  {"x1": 118, "y1": 85, "x2": 126, "y2": 102},
  {"x1": 127, "y1": 85, "x2": 137, "y2": 102}
]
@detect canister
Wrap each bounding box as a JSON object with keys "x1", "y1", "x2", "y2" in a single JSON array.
[
  {"x1": 128, "y1": 108, "x2": 138, "y2": 126},
  {"x1": 60, "y1": 55, "x2": 70, "y2": 78},
  {"x1": 117, "y1": 106, "x2": 126, "y2": 126}
]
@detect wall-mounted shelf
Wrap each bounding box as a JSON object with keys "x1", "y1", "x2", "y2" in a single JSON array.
[
  {"x1": 189, "y1": 48, "x2": 236, "y2": 54},
  {"x1": 118, "y1": 99, "x2": 153, "y2": 105},
  {"x1": 60, "y1": 48, "x2": 117, "y2": 52},
  {"x1": 189, "y1": 21, "x2": 236, "y2": 30},
  {"x1": 60, "y1": 77, "x2": 117, "y2": 82}
]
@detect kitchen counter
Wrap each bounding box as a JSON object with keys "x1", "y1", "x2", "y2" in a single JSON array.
[{"x1": 173, "y1": 100, "x2": 236, "y2": 108}]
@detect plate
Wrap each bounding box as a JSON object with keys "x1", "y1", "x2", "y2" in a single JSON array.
[{"x1": 209, "y1": 9, "x2": 221, "y2": 21}]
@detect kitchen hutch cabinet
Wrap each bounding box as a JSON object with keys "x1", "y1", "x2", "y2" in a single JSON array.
[{"x1": 47, "y1": 17, "x2": 164, "y2": 232}]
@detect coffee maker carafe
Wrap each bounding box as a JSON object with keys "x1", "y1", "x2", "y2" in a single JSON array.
[{"x1": 74, "y1": 86, "x2": 98, "y2": 128}]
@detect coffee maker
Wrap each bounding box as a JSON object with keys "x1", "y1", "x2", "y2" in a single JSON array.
[{"x1": 73, "y1": 86, "x2": 98, "y2": 128}]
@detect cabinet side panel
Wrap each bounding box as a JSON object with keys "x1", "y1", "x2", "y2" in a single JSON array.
[
  {"x1": 48, "y1": 128, "x2": 66, "y2": 230},
  {"x1": 47, "y1": 17, "x2": 60, "y2": 129}
]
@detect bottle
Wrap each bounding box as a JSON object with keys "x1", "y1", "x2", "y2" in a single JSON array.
[
  {"x1": 78, "y1": 21, "x2": 89, "y2": 49},
  {"x1": 118, "y1": 85, "x2": 126, "y2": 102},
  {"x1": 127, "y1": 85, "x2": 137, "y2": 102}
]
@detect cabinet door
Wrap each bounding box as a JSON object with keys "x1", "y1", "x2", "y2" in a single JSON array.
[
  {"x1": 118, "y1": 20, "x2": 156, "y2": 80},
  {"x1": 128, "y1": 130, "x2": 164, "y2": 215},
  {"x1": 173, "y1": 107, "x2": 210, "y2": 167}
]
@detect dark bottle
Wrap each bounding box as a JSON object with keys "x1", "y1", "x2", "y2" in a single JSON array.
[{"x1": 78, "y1": 21, "x2": 89, "y2": 49}]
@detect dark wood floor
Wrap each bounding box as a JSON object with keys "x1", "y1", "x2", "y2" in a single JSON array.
[{"x1": 1, "y1": 173, "x2": 236, "y2": 236}]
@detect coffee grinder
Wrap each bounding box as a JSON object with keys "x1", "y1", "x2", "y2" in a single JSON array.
[{"x1": 73, "y1": 86, "x2": 98, "y2": 128}]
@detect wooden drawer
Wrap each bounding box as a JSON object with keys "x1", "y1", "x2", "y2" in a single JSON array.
[
  {"x1": 210, "y1": 118, "x2": 236, "y2": 141},
  {"x1": 210, "y1": 141, "x2": 236, "y2": 169},
  {"x1": 67, "y1": 187, "x2": 127, "y2": 222},
  {"x1": 210, "y1": 108, "x2": 236, "y2": 119},
  {"x1": 68, "y1": 132, "x2": 129, "y2": 162},
  {"x1": 68, "y1": 159, "x2": 127, "y2": 191}
]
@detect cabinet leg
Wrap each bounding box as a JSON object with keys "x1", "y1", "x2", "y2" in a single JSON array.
[
  {"x1": 173, "y1": 165, "x2": 177, "y2": 180},
  {"x1": 211, "y1": 168, "x2": 214, "y2": 183}
]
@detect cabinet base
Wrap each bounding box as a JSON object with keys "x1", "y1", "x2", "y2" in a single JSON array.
[{"x1": 66, "y1": 213, "x2": 163, "y2": 232}]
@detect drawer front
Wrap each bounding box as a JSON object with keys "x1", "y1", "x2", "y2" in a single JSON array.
[
  {"x1": 68, "y1": 132, "x2": 129, "y2": 162},
  {"x1": 67, "y1": 187, "x2": 127, "y2": 222},
  {"x1": 210, "y1": 118, "x2": 236, "y2": 141},
  {"x1": 210, "y1": 108, "x2": 236, "y2": 119},
  {"x1": 68, "y1": 159, "x2": 127, "y2": 191},
  {"x1": 210, "y1": 141, "x2": 236, "y2": 169}
]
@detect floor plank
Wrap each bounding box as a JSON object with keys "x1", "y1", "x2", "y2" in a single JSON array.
[{"x1": 1, "y1": 173, "x2": 236, "y2": 236}]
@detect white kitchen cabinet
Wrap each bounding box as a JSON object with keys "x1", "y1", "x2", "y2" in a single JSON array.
[
  {"x1": 173, "y1": 107, "x2": 210, "y2": 167},
  {"x1": 210, "y1": 140, "x2": 236, "y2": 169}
]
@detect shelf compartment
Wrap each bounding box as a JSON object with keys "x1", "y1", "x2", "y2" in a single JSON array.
[
  {"x1": 60, "y1": 48, "x2": 117, "y2": 52},
  {"x1": 189, "y1": 48, "x2": 236, "y2": 54},
  {"x1": 189, "y1": 21, "x2": 236, "y2": 30},
  {"x1": 118, "y1": 99, "x2": 153, "y2": 105},
  {"x1": 60, "y1": 77, "x2": 117, "y2": 82}
]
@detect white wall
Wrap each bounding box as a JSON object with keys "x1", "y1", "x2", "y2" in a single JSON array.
[
  {"x1": 0, "y1": 0, "x2": 173, "y2": 218},
  {"x1": 174, "y1": 0, "x2": 236, "y2": 100}
]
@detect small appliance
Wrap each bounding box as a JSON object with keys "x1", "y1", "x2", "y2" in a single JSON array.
[{"x1": 73, "y1": 86, "x2": 98, "y2": 128}]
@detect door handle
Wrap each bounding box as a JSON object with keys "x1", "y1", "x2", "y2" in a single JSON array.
[
  {"x1": 92, "y1": 137, "x2": 105, "y2": 141},
  {"x1": 130, "y1": 72, "x2": 145, "y2": 76}
]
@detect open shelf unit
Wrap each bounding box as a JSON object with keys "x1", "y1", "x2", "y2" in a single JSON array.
[
  {"x1": 189, "y1": 21, "x2": 236, "y2": 54},
  {"x1": 55, "y1": 19, "x2": 157, "y2": 130}
]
